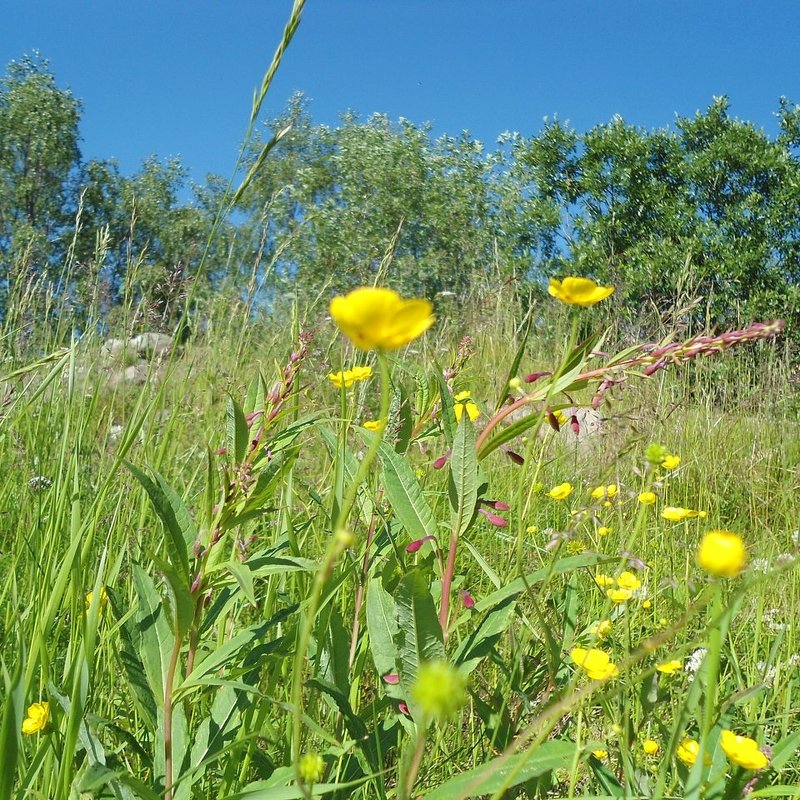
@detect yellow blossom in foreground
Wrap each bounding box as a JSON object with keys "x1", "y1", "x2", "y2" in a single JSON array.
[
  {"x1": 363, "y1": 420, "x2": 384, "y2": 431},
  {"x1": 720, "y1": 730, "x2": 769, "y2": 770},
  {"x1": 412, "y1": 660, "x2": 467, "y2": 721},
  {"x1": 661, "y1": 506, "x2": 706, "y2": 522},
  {"x1": 616, "y1": 571, "x2": 642, "y2": 591},
  {"x1": 567, "y1": 540, "x2": 585, "y2": 554},
  {"x1": 330, "y1": 287, "x2": 434, "y2": 351},
  {"x1": 548, "y1": 277, "x2": 615, "y2": 307},
  {"x1": 86, "y1": 586, "x2": 108, "y2": 611},
  {"x1": 676, "y1": 738, "x2": 710, "y2": 766},
  {"x1": 697, "y1": 530, "x2": 747, "y2": 578},
  {"x1": 638, "y1": 491, "x2": 657, "y2": 505},
  {"x1": 453, "y1": 391, "x2": 480, "y2": 422},
  {"x1": 526, "y1": 524, "x2": 539, "y2": 534},
  {"x1": 643, "y1": 739, "x2": 660, "y2": 755},
  {"x1": 21, "y1": 702, "x2": 49, "y2": 735},
  {"x1": 662, "y1": 454, "x2": 681, "y2": 470},
  {"x1": 594, "y1": 574, "x2": 616, "y2": 587},
  {"x1": 570, "y1": 647, "x2": 619, "y2": 680},
  {"x1": 592, "y1": 749, "x2": 608, "y2": 759},
  {"x1": 597, "y1": 526, "x2": 611, "y2": 537},
  {"x1": 642, "y1": 599, "x2": 652, "y2": 609},
  {"x1": 606, "y1": 484, "x2": 618, "y2": 497},
  {"x1": 590, "y1": 619, "x2": 613, "y2": 639},
  {"x1": 548, "y1": 482, "x2": 573, "y2": 501},
  {"x1": 656, "y1": 659, "x2": 683, "y2": 675},
  {"x1": 328, "y1": 370, "x2": 355, "y2": 389},
  {"x1": 297, "y1": 752, "x2": 325, "y2": 785},
  {"x1": 591, "y1": 485, "x2": 606, "y2": 500},
  {"x1": 607, "y1": 587, "x2": 633, "y2": 604}
]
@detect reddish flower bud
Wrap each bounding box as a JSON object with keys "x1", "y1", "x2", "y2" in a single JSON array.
[
  {"x1": 502, "y1": 446, "x2": 525, "y2": 465},
  {"x1": 479, "y1": 508, "x2": 508, "y2": 527},
  {"x1": 383, "y1": 673, "x2": 400, "y2": 685},
  {"x1": 524, "y1": 371, "x2": 551, "y2": 383},
  {"x1": 570, "y1": 414, "x2": 580, "y2": 435},
  {"x1": 433, "y1": 451, "x2": 451, "y2": 470},
  {"x1": 406, "y1": 535, "x2": 436, "y2": 553},
  {"x1": 398, "y1": 702, "x2": 410, "y2": 715},
  {"x1": 460, "y1": 589, "x2": 476, "y2": 609},
  {"x1": 546, "y1": 409, "x2": 560, "y2": 431},
  {"x1": 215, "y1": 447, "x2": 227, "y2": 456}
]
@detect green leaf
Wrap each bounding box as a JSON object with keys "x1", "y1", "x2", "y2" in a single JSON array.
[
  {"x1": 378, "y1": 440, "x2": 438, "y2": 541},
  {"x1": 132, "y1": 565, "x2": 174, "y2": 708},
  {"x1": 424, "y1": 739, "x2": 578, "y2": 800},
  {"x1": 394, "y1": 569, "x2": 444, "y2": 721},
  {"x1": 153, "y1": 556, "x2": 195, "y2": 639},
  {"x1": 0, "y1": 646, "x2": 23, "y2": 800},
  {"x1": 448, "y1": 418, "x2": 479, "y2": 537},
  {"x1": 494, "y1": 309, "x2": 533, "y2": 413},
  {"x1": 227, "y1": 394, "x2": 251, "y2": 465},
  {"x1": 434, "y1": 369, "x2": 457, "y2": 445},
  {"x1": 366, "y1": 578, "x2": 399, "y2": 678},
  {"x1": 453, "y1": 594, "x2": 516, "y2": 676},
  {"x1": 226, "y1": 560, "x2": 257, "y2": 608},
  {"x1": 770, "y1": 728, "x2": 800, "y2": 771},
  {"x1": 125, "y1": 463, "x2": 196, "y2": 581}
]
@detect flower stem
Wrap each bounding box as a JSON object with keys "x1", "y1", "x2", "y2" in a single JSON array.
[{"x1": 290, "y1": 354, "x2": 392, "y2": 781}]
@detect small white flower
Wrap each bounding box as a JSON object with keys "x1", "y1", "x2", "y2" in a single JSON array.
[
  {"x1": 787, "y1": 654, "x2": 800, "y2": 668},
  {"x1": 686, "y1": 648, "x2": 707, "y2": 674},
  {"x1": 750, "y1": 558, "x2": 770, "y2": 574},
  {"x1": 756, "y1": 661, "x2": 777, "y2": 686},
  {"x1": 28, "y1": 475, "x2": 52, "y2": 491},
  {"x1": 775, "y1": 552, "x2": 796, "y2": 568}
]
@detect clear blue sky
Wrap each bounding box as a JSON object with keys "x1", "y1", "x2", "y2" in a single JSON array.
[{"x1": 4, "y1": 0, "x2": 800, "y2": 186}]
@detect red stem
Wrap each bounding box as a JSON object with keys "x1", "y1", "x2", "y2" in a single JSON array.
[{"x1": 439, "y1": 531, "x2": 459, "y2": 644}]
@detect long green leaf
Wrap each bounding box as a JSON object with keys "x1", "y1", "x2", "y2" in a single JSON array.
[{"x1": 448, "y1": 418, "x2": 478, "y2": 537}]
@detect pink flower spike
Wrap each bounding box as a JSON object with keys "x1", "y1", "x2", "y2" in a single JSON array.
[
  {"x1": 383, "y1": 673, "x2": 400, "y2": 685},
  {"x1": 570, "y1": 414, "x2": 580, "y2": 434},
  {"x1": 406, "y1": 535, "x2": 436, "y2": 553},
  {"x1": 460, "y1": 589, "x2": 476, "y2": 609},
  {"x1": 493, "y1": 501, "x2": 511, "y2": 511},
  {"x1": 479, "y1": 508, "x2": 508, "y2": 527}
]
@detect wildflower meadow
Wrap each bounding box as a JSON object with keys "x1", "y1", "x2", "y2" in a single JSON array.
[{"x1": 3, "y1": 2, "x2": 800, "y2": 798}]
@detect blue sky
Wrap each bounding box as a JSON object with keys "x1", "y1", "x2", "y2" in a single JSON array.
[{"x1": 4, "y1": 0, "x2": 800, "y2": 186}]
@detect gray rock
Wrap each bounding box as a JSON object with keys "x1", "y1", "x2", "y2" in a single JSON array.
[{"x1": 129, "y1": 332, "x2": 174, "y2": 359}]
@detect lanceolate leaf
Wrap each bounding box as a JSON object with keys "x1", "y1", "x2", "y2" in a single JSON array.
[
  {"x1": 378, "y1": 440, "x2": 438, "y2": 541},
  {"x1": 453, "y1": 594, "x2": 516, "y2": 676},
  {"x1": 394, "y1": 570, "x2": 444, "y2": 721},
  {"x1": 125, "y1": 463, "x2": 197, "y2": 581},
  {"x1": 448, "y1": 418, "x2": 479, "y2": 537},
  {"x1": 366, "y1": 578, "x2": 399, "y2": 678},
  {"x1": 227, "y1": 394, "x2": 250, "y2": 465},
  {"x1": 425, "y1": 739, "x2": 579, "y2": 800}
]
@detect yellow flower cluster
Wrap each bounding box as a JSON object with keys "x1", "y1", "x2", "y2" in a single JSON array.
[
  {"x1": 591, "y1": 484, "x2": 618, "y2": 500},
  {"x1": 570, "y1": 647, "x2": 619, "y2": 680},
  {"x1": 661, "y1": 506, "x2": 706, "y2": 522},
  {"x1": 327, "y1": 365, "x2": 373, "y2": 389},
  {"x1": 655, "y1": 659, "x2": 682, "y2": 675},
  {"x1": 595, "y1": 571, "x2": 643, "y2": 604}
]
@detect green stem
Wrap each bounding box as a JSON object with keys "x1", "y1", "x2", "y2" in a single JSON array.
[{"x1": 290, "y1": 354, "x2": 392, "y2": 783}]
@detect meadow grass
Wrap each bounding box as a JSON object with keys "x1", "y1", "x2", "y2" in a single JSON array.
[{"x1": 1, "y1": 276, "x2": 799, "y2": 799}]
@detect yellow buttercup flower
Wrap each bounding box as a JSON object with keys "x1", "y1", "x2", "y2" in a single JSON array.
[
  {"x1": 363, "y1": 420, "x2": 384, "y2": 431},
  {"x1": 591, "y1": 485, "x2": 606, "y2": 500},
  {"x1": 548, "y1": 482, "x2": 573, "y2": 501},
  {"x1": 661, "y1": 455, "x2": 681, "y2": 470},
  {"x1": 327, "y1": 364, "x2": 372, "y2": 389},
  {"x1": 594, "y1": 574, "x2": 616, "y2": 587},
  {"x1": 85, "y1": 586, "x2": 108, "y2": 611},
  {"x1": 526, "y1": 524, "x2": 539, "y2": 534},
  {"x1": 638, "y1": 491, "x2": 657, "y2": 505},
  {"x1": 21, "y1": 701, "x2": 49, "y2": 735},
  {"x1": 350, "y1": 365, "x2": 373, "y2": 381},
  {"x1": 592, "y1": 749, "x2": 608, "y2": 759},
  {"x1": 548, "y1": 277, "x2": 615, "y2": 307},
  {"x1": 643, "y1": 739, "x2": 660, "y2": 755},
  {"x1": 616, "y1": 571, "x2": 642, "y2": 591},
  {"x1": 661, "y1": 506, "x2": 706, "y2": 522},
  {"x1": 553, "y1": 409, "x2": 568, "y2": 426},
  {"x1": 412, "y1": 660, "x2": 467, "y2": 721},
  {"x1": 597, "y1": 526, "x2": 611, "y2": 537},
  {"x1": 453, "y1": 391, "x2": 480, "y2": 423},
  {"x1": 656, "y1": 659, "x2": 682, "y2": 675},
  {"x1": 676, "y1": 738, "x2": 710, "y2": 766},
  {"x1": 570, "y1": 647, "x2": 619, "y2": 680},
  {"x1": 720, "y1": 730, "x2": 769, "y2": 770},
  {"x1": 697, "y1": 530, "x2": 747, "y2": 578},
  {"x1": 607, "y1": 587, "x2": 633, "y2": 604},
  {"x1": 329, "y1": 287, "x2": 434, "y2": 351}
]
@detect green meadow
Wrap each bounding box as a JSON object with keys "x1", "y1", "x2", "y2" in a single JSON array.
[{"x1": 2, "y1": 2, "x2": 800, "y2": 798}]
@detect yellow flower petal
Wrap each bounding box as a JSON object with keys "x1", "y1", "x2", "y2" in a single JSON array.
[{"x1": 548, "y1": 276, "x2": 615, "y2": 307}]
